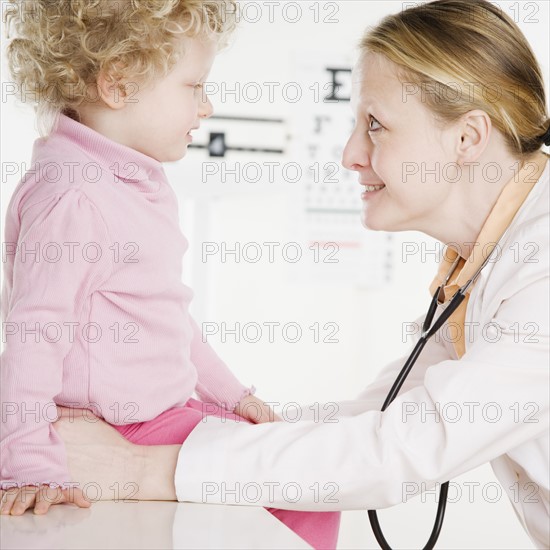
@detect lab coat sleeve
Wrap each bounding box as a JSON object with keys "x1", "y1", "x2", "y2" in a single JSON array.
[{"x1": 174, "y1": 274, "x2": 549, "y2": 511}]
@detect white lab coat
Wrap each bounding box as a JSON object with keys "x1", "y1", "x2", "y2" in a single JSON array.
[{"x1": 175, "y1": 162, "x2": 549, "y2": 549}]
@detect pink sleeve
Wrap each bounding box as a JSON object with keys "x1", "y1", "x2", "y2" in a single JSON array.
[
  {"x1": 189, "y1": 317, "x2": 256, "y2": 413},
  {"x1": 0, "y1": 189, "x2": 112, "y2": 490}
]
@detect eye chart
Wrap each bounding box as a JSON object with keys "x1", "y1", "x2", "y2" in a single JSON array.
[
  {"x1": 287, "y1": 52, "x2": 394, "y2": 287},
  {"x1": 167, "y1": 50, "x2": 394, "y2": 299}
]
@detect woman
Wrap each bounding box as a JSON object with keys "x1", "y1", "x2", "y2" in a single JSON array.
[{"x1": 5, "y1": 0, "x2": 550, "y2": 547}]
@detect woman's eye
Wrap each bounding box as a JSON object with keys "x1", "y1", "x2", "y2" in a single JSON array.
[{"x1": 368, "y1": 116, "x2": 382, "y2": 132}]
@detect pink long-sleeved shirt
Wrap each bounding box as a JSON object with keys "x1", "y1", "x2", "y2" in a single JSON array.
[{"x1": 0, "y1": 113, "x2": 255, "y2": 490}]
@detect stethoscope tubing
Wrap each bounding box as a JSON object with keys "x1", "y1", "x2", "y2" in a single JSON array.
[{"x1": 367, "y1": 235, "x2": 506, "y2": 549}]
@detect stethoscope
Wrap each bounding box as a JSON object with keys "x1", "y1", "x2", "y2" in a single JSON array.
[{"x1": 368, "y1": 235, "x2": 506, "y2": 550}]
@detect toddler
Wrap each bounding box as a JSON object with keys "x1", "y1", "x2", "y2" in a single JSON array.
[{"x1": 0, "y1": 1, "x2": 340, "y2": 548}]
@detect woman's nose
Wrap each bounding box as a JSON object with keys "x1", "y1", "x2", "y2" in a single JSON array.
[{"x1": 342, "y1": 131, "x2": 369, "y2": 172}]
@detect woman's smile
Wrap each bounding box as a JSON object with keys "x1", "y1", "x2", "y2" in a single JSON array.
[{"x1": 360, "y1": 181, "x2": 386, "y2": 200}]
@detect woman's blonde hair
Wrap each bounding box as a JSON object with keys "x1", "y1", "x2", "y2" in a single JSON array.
[
  {"x1": 360, "y1": 0, "x2": 550, "y2": 159},
  {"x1": 3, "y1": 0, "x2": 238, "y2": 136}
]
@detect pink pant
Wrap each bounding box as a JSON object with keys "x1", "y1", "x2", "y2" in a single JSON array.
[{"x1": 111, "y1": 398, "x2": 341, "y2": 549}]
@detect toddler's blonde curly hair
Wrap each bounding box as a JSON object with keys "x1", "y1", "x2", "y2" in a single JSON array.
[{"x1": 3, "y1": 0, "x2": 238, "y2": 136}]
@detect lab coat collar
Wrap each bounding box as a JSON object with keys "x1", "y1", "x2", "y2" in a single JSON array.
[{"x1": 429, "y1": 151, "x2": 550, "y2": 358}]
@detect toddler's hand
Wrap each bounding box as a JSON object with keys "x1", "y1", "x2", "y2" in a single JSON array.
[
  {"x1": 0, "y1": 484, "x2": 91, "y2": 515},
  {"x1": 234, "y1": 394, "x2": 283, "y2": 424}
]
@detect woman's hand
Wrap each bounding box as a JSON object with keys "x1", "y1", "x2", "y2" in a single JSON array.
[
  {"x1": 52, "y1": 406, "x2": 179, "y2": 502},
  {"x1": 0, "y1": 484, "x2": 91, "y2": 516},
  {"x1": 52, "y1": 406, "x2": 148, "y2": 502},
  {"x1": 233, "y1": 394, "x2": 283, "y2": 424}
]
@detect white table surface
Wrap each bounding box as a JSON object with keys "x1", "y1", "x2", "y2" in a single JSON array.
[{"x1": 1, "y1": 500, "x2": 313, "y2": 549}]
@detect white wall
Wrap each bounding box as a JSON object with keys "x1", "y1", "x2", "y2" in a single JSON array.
[
  {"x1": 169, "y1": 2, "x2": 550, "y2": 548},
  {"x1": 2, "y1": 1, "x2": 548, "y2": 548}
]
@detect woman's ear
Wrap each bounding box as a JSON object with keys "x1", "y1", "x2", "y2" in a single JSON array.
[
  {"x1": 96, "y1": 69, "x2": 128, "y2": 110},
  {"x1": 456, "y1": 109, "x2": 492, "y2": 164}
]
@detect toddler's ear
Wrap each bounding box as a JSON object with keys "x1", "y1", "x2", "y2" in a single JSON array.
[{"x1": 95, "y1": 66, "x2": 129, "y2": 110}]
